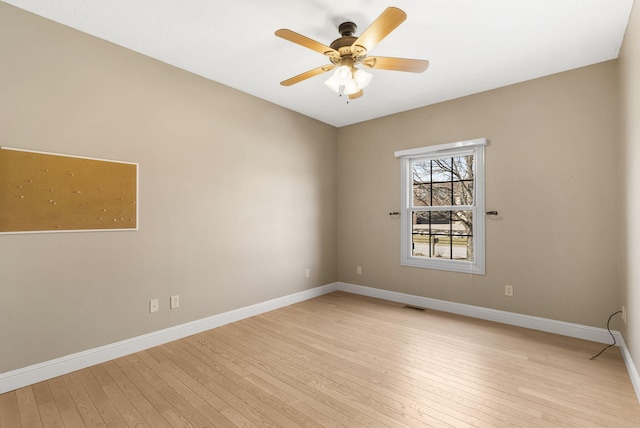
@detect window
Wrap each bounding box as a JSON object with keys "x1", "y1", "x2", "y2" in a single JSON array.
[{"x1": 395, "y1": 138, "x2": 486, "y2": 274}]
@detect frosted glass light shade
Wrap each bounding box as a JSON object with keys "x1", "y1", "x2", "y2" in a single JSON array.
[
  {"x1": 344, "y1": 79, "x2": 360, "y2": 95},
  {"x1": 354, "y1": 69, "x2": 372, "y2": 89},
  {"x1": 324, "y1": 75, "x2": 341, "y2": 93},
  {"x1": 333, "y1": 66, "x2": 352, "y2": 85}
]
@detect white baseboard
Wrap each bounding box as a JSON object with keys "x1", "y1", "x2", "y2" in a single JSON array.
[
  {"x1": 3, "y1": 281, "x2": 638, "y2": 404},
  {"x1": 618, "y1": 334, "x2": 640, "y2": 401},
  {"x1": 0, "y1": 283, "x2": 338, "y2": 394},
  {"x1": 336, "y1": 282, "x2": 640, "y2": 403},
  {"x1": 337, "y1": 282, "x2": 620, "y2": 342}
]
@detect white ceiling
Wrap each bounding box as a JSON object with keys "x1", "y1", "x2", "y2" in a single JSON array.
[{"x1": 3, "y1": 0, "x2": 634, "y2": 127}]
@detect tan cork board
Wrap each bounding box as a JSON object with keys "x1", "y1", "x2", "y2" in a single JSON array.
[{"x1": 0, "y1": 147, "x2": 138, "y2": 233}]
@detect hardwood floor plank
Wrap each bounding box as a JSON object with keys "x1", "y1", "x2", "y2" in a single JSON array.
[
  {"x1": 2, "y1": 291, "x2": 639, "y2": 427},
  {"x1": 63, "y1": 372, "x2": 108, "y2": 427},
  {"x1": 31, "y1": 382, "x2": 64, "y2": 428},
  {"x1": 75, "y1": 368, "x2": 130, "y2": 428},
  {"x1": 114, "y1": 356, "x2": 196, "y2": 428},
  {"x1": 0, "y1": 391, "x2": 22, "y2": 428},
  {"x1": 48, "y1": 377, "x2": 90, "y2": 427},
  {"x1": 89, "y1": 365, "x2": 150, "y2": 428},
  {"x1": 139, "y1": 347, "x2": 242, "y2": 427},
  {"x1": 101, "y1": 361, "x2": 171, "y2": 428},
  {"x1": 15, "y1": 387, "x2": 43, "y2": 428},
  {"x1": 147, "y1": 346, "x2": 258, "y2": 428}
]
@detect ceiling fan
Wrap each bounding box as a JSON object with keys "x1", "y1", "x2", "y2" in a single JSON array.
[{"x1": 275, "y1": 7, "x2": 429, "y2": 100}]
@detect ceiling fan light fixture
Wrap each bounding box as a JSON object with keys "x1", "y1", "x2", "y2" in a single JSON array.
[
  {"x1": 324, "y1": 65, "x2": 372, "y2": 96},
  {"x1": 324, "y1": 65, "x2": 352, "y2": 94}
]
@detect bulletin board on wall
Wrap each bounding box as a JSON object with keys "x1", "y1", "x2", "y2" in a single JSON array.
[{"x1": 0, "y1": 147, "x2": 138, "y2": 234}]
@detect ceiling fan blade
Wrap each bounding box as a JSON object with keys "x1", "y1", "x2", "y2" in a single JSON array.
[
  {"x1": 275, "y1": 29, "x2": 340, "y2": 59},
  {"x1": 351, "y1": 7, "x2": 407, "y2": 55},
  {"x1": 348, "y1": 90, "x2": 363, "y2": 100},
  {"x1": 363, "y1": 56, "x2": 429, "y2": 73},
  {"x1": 280, "y1": 64, "x2": 335, "y2": 86}
]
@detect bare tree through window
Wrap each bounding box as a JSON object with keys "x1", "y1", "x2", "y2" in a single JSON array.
[{"x1": 411, "y1": 155, "x2": 475, "y2": 260}]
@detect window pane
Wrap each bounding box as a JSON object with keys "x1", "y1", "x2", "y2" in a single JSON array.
[
  {"x1": 411, "y1": 212, "x2": 430, "y2": 257},
  {"x1": 414, "y1": 211, "x2": 429, "y2": 225},
  {"x1": 413, "y1": 182, "x2": 431, "y2": 206},
  {"x1": 412, "y1": 161, "x2": 431, "y2": 206},
  {"x1": 431, "y1": 182, "x2": 452, "y2": 206},
  {"x1": 430, "y1": 210, "x2": 450, "y2": 234},
  {"x1": 452, "y1": 210, "x2": 472, "y2": 233},
  {"x1": 453, "y1": 211, "x2": 473, "y2": 261},
  {"x1": 452, "y1": 236, "x2": 472, "y2": 260},
  {"x1": 433, "y1": 239, "x2": 452, "y2": 259},
  {"x1": 452, "y1": 155, "x2": 474, "y2": 180},
  {"x1": 431, "y1": 158, "x2": 452, "y2": 182},
  {"x1": 453, "y1": 180, "x2": 473, "y2": 205},
  {"x1": 413, "y1": 160, "x2": 431, "y2": 178}
]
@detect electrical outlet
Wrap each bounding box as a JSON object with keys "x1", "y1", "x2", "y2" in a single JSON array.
[
  {"x1": 305, "y1": 269, "x2": 310, "y2": 278},
  {"x1": 357, "y1": 266, "x2": 362, "y2": 274},
  {"x1": 170, "y1": 295, "x2": 180, "y2": 309},
  {"x1": 505, "y1": 285, "x2": 513, "y2": 297},
  {"x1": 622, "y1": 306, "x2": 627, "y2": 324},
  {"x1": 149, "y1": 299, "x2": 159, "y2": 313}
]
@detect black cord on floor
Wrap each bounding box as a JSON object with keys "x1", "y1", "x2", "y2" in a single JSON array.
[{"x1": 590, "y1": 310, "x2": 622, "y2": 360}]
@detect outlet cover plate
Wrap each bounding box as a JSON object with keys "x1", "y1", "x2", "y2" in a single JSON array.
[
  {"x1": 505, "y1": 285, "x2": 514, "y2": 297},
  {"x1": 170, "y1": 295, "x2": 179, "y2": 309}
]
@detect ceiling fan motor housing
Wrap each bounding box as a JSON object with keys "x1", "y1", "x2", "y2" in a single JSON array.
[{"x1": 330, "y1": 22, "x2": 366, "y2": 65}]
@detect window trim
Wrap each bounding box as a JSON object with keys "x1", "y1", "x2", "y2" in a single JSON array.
[{"x1": 395, "y1": 138, "x2": 487, "y2": 274}]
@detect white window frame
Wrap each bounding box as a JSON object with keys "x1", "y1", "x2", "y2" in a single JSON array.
[{"x1": 395, "y1": 138, "x2": 487, "y2": 274}]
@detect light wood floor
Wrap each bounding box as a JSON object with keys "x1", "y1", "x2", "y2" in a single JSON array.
[{"x1": 1, "y1": 291, "x2": 639, "y2": 427}]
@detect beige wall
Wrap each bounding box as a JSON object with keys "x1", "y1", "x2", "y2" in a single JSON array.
[
  {"x1": 0, "y1": 4, "x2": 337, "y2": 373},
  {"x1": 620, "y1": 1, "x2": 640, "y2": 369},
  {"x1": 337, "y1": 60, "x2": 621, "y2": 327}
]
